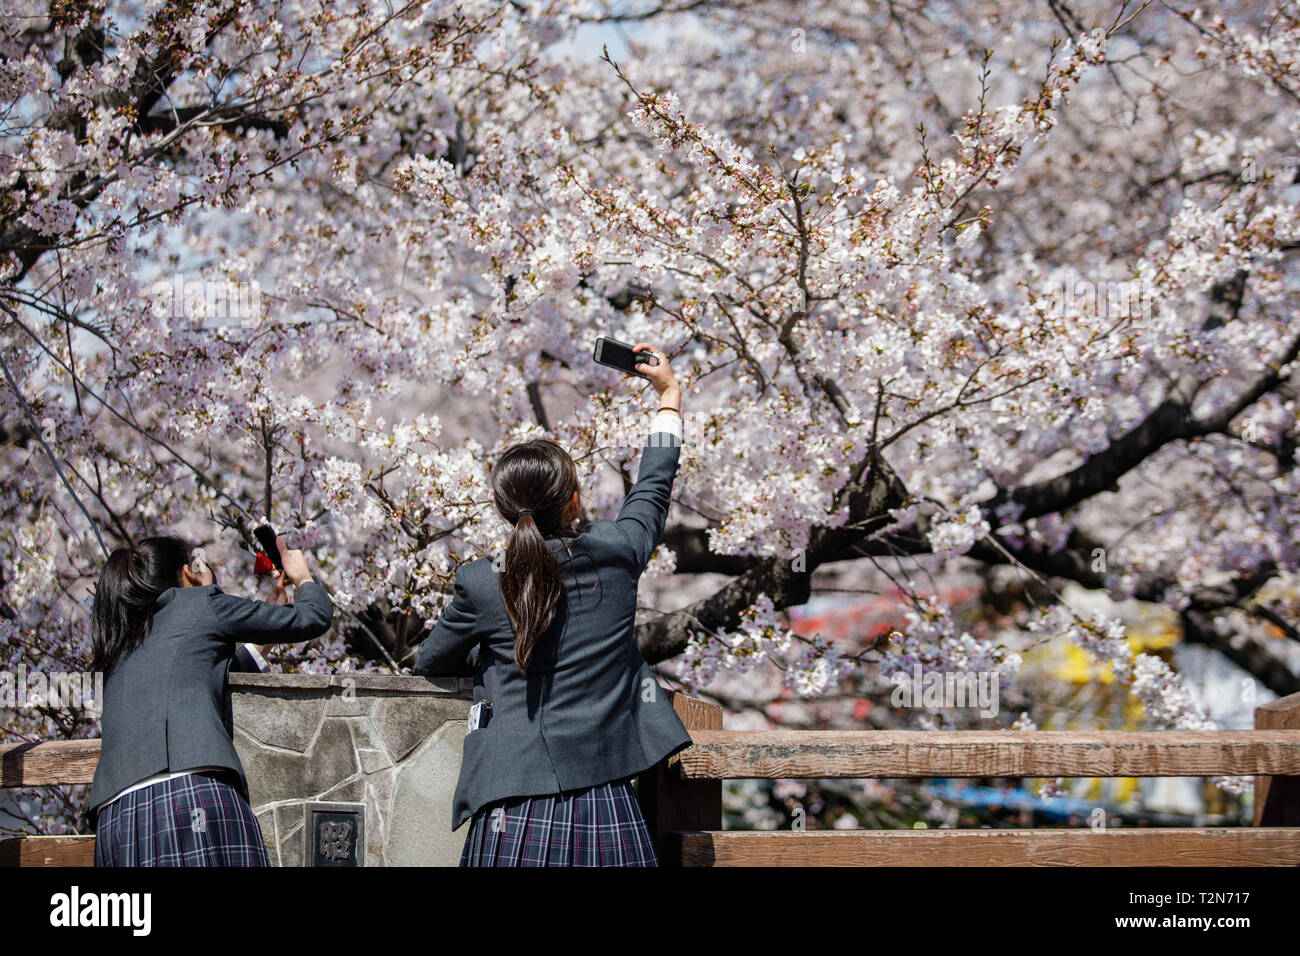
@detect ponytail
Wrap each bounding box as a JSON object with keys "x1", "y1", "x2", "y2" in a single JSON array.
[
  {"x1": 91, "y1": 536, "x2": 191, "y2": 675},
  {"x1": 499, "y1": 512, "x2": 564, "y2": 673},
  {"x1": 491, "y1": 440, "x2": 580, "y2": 673}
]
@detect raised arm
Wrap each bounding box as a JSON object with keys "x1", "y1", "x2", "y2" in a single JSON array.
[
  {"x1": 614, "y1": 343, "x2": 682, "y2": 570},
  {"x1": 209, "y1": 536, "x2": 333, "y2": 644},
  {"x1": 209, "y1": 581, "x2": 334, "y2": 644}
]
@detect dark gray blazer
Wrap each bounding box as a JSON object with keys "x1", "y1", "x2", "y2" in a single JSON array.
[
  {"x1": 416, "y1": 432, "x2": 692, "y2": 830},
  {"x1": 88, "y1": 581, "x2": 334, "y2": 813}
]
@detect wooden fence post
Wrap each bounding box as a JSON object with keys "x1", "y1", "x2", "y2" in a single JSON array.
[
  {"x1": 1254, "y1": 691, "x2": 1300, "y2": 826},
  {"x1": 637, "y1": 692, "x2": 723, "y2": 867}
]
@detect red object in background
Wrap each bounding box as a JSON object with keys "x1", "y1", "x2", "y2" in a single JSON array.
[
  {"x1": 253, "y1": 551, "x2": 275, "y2": 576},
  {"x1": 788, "y1": 586, "x2": 979, "y2": 648}
]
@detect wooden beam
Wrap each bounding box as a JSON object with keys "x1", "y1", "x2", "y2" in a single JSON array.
[
  {"x1": 0, "y1": 836, "x2": 96, "y2": 867},
  {"x1": 1254, "y1": 692, "x2": 1300, "y2": 826},
  {"x1": 677, "y1": 828, "x2": 1300, "y2": 867},
  {"x1": 676, "y1": 729, "x2": 1300, "y2": 779},
  {"x1": 0, "y1": 739, "x2": 101, "y2": 787},
  {"x1": 638, "y1": 693, "x2": 723, "y2": 867}
]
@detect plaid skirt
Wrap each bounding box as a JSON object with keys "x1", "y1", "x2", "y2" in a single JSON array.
[
  {"x1": 459, "y1": 776, "x2": 658, "y2": 867},
  {"x1": 94, "y1": 770, "x2": 270, "y2": 867}
]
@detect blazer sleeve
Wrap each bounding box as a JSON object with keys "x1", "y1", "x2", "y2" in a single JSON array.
[
  {"x1": 208, "y1": 580, "x2": 334, "y2": 644},
  {"x1": 415, "y1": 568, "x2": 480, "y2": 679},
  {"x1": 613, "y1": 428, "x2": 681, "y2": 571}
]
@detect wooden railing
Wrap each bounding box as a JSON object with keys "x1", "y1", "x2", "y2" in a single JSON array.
[
  {"x1": 636, "y1": 691, "x2": 1300, "y2": 867},
  {"x1": 0, "y1": 739, "x2": 100, "y2": 865},
  {"x1": 4, "y1": 692, "x2": 1298, "y2": 866}
]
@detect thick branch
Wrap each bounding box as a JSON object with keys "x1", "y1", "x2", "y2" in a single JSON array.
[
  {"x1": 1182, "y1": 609, "x2": 1300, "y2": 698},
  {"x1": 990, "y1": 327, "x2": 1300, "y2": 521}
]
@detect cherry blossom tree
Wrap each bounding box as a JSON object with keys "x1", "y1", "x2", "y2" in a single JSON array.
[{"x1": 4, "y1": 0, "x2": 1300, "y2": 832}]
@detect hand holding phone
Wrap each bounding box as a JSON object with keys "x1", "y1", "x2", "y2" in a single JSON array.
[
  {"x1": 250, "y1": 524, "x2": 312, "y2": 588},
  {"x1": 276, "y1": 538, "x2": 313, "y2": 588},
  {"x1": 630, "y1": 342, "x2": 679, "y2": 406},
  {"x1": 593, "y1": 336, "x2": 661, "y2": 380}
]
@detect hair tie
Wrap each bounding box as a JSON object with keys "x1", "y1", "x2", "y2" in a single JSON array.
[{"x1": 517, "y1": 509, "x2": 534, "y2": 518}]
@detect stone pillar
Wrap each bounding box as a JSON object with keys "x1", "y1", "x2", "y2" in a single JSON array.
[{"x1": 229, "y1": 673, "x2": 473, "y2": 867}]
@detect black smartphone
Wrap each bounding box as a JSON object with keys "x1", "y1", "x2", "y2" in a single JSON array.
[
  {"x1": 593, "y1": 336, "x2": 659, "y2": 380},
  {"x1": 253, "y1": 523, "x2": 284, "y2": 573}
]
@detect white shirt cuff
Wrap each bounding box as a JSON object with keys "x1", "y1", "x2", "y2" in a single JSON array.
[
  {"x1": 650, "y1": 409, "x2": 683, "y2": 440},
  {"x1": 243, "y1": 644, "x2": 270, "y2": 672}
]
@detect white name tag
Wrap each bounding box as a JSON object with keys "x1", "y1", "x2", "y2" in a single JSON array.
[{"x1": 468, "y1": 700, "x2": 490, "y2": 732}]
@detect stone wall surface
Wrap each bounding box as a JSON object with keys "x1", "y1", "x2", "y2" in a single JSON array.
[{"x1": 229, "y1": 673, "x2": 472, "y2": 867}]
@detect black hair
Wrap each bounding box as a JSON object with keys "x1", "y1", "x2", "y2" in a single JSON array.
[{"x1": 90, "y1": 536, "x2": 192, "y2": 675}]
